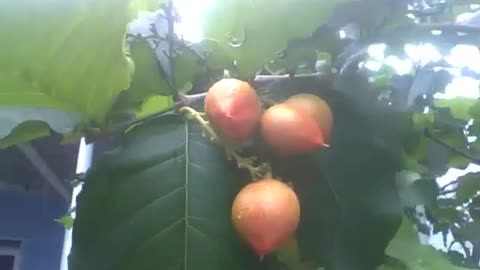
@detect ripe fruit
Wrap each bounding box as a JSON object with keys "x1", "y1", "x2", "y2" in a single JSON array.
[
  {"x1": 284, "y1": 93, "x2": 333, "y2": 142},
  {"x1": 231, "y1": 179, "x2": 300, "y2": 256},
  {"x1": 204, "y1": 78, "x2": 261, "y2": 143},
  {"x1": 260, "y1": 103, "x2": 328, "y2": 156}
]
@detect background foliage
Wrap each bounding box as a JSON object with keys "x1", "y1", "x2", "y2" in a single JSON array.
[{"x1": 3, "y1": 0, "x2": 480, "y2": 270}]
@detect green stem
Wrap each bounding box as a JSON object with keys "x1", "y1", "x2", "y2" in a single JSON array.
[{"x1": 179, "y1": 106, "x2": 271, "y2": 181}]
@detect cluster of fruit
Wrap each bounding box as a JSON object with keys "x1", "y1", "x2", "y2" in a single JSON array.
[{"x1": 190, "y1": 78, "x2": 333, "y2": 258}]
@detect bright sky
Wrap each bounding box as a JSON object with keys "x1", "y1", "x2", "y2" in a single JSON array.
[{"x1": 174, "y1": 0, "x2": 211, "y2": 43}]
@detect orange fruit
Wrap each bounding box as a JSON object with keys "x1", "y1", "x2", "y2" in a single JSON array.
[
  {"x1": 260, "y1": 103, "x2": 328, "y2": 156},
  {"x1": 284, "y1": 93, "x2": 333, "y2": 142},
  {"x1": 204, "y1": 78, "x2": 261, "y2": 143},
  {"x1": 231, "y1": 178, "x2": 300, "y2": 256}
]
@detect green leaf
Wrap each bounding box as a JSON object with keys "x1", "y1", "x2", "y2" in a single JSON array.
[
  {"x1": 0, "y1": 0, "x2": 160, "y2": 146},
  {"x1": 117, "y1": 38, "x2": 201, "y2": 113},
  {"x1": 69, "y1": 113, "x2": 265, "y2": 270},
  {"x1": 412, "y1": 111, "x2": 434, "y2": 130},
  {"x1": 190, "y1": 39, "x2": 234, "y2": 73},
  {"x1": 56, "y1": 214, "x2": 75, "y2": 230},
  {"x1": 434, "y1": 98, "x2": 477, "y2": 121},
  {"x1": 468, "y1": 99, "x2": 480, "y2": 121},
  {"x1": 469, "y1": 197, "x2": 480, "y2": 221},
  {"x1": 201, "y1": 0, "x2": 351, "y2": 79},
  {"x1": 275, "y1": 239, "x2": 316, "y2": 270},
  {"x1": 457, "y1": 221, "x2": 480, "y2": 243},
  {"x1": 135, "y1": 95, "x2": 174, "y2": 118},
  {"x1": 127, "y1": 39, "x2": 172, "y2": 101},
  {"x1": 0, "y1": 107, "x2": 83, "y2": 147},
  {"x1": 382, "y1": 216, "x2": 470, "y2": 270},
  {"x1": 455, "y1": 172, "x2": 480, "y2": 203},
  {"x1": 0, "y1": 121, "x2": 50, "y2": 149},
  {"x1": 395, "y1": 172, "x2": 439, "y2": 208}
]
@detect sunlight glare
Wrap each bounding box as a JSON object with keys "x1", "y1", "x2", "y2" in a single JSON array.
[
  {"x1": 434, "y1": 76, "x2": 480, "y2": 99},
  {"x1": 364, "y1": 60, "x2": 382, "y2": 72},
  {"x1": 445, "y1": 45, "x2": 480, "y2": 74},
  {"x1": 367, "y1": 43, "x2": 387, "y2": 60},
  {"x1": 404, "y1": 43, "x2": 441, "y2": 67},
  {"x1": 174, "y1": 0, "x2": 211, "y2": 43},
  {"x1": 384, "y1": 55, "x2": 413, "y2": 76}
]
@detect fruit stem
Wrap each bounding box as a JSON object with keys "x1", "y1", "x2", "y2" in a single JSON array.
[
  {"x1": 179, "y1": 106, "x2": 272, "y2": 181},
  {"x1": 227, "y1": 150, "x2": 272, "y2": 180},
  {"x1": 179, "y1": 106, "x2": 218, "y2": 141}
]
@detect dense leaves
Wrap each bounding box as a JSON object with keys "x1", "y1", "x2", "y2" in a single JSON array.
[
  {"x1": 379, "y1": 216, "x2": 471, "y2": 270},
  {"x1": 69, "y1": 113, "x2": 268, "y2": 270}
]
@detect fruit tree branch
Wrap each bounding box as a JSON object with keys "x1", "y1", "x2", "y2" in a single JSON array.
[
  {"x1": 424, "y1": 128, "x2": 480, "y2": 165},
  {"x1": 85, "y1": 72, "x2": 330, "y2": 143}
]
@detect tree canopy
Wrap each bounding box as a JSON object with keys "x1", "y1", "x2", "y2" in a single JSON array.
[{"x1": 3, "y1": 0, "x2": 480, "y2": 269}]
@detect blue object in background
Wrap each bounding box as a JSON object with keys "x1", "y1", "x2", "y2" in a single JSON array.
[{"x1": 0, "y1": 189, "x2": 69, "y2": 270}]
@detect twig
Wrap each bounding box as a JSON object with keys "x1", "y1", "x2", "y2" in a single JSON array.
[
  {"x1": 254, "y1": 72, "x2": 328, "y2": 82},
  {"x1": 85, "y1": 72, "x2": 330, "y2": 142},
  {"x1": 165, "y1": 0, "x2": 178, "y2": 101},
  {"x1": 407, "y1": 23, "x2": 480, "y2": 35},
  {"x1": 440, "y1": 179, "x2": 460, "y2": 192},
  {"x1": 424, "y1": 128, "x2": 480, "y2": 165}
]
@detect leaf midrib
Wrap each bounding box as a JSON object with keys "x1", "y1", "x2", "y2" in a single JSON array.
[{"x1": 184, "y1": 118, "x2": 190, "y2": 270}]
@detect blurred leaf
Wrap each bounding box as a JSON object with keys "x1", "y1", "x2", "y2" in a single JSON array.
[
  {"x1": 383, "y1": 216, "x2": 471, "y2": 270},
  {"x1": 191, "y1": 39, "x2": 235, "y2": 73},
  {"x1": 0, "y1": 107, "x2": 83, "y2": 148},
  {"x1": 127, "y1": 39, "x2": 171, "y2": 101},
  {"x1": 117, "y1": 38, "x2": 201, "y2": 112},
  {"x1": 0, "y1": 1, "x2": 161, "y2": 145},
  {"x1": 412, "y1": 111, "x2": 434, "y2": 130},
  {"x1": 0, "y1": 121, "x2": 50, "y2": 149},
  {"x1": 430, "y1": 206, "x2": 464, "y2": 224},
  {"x1": 468, "y1": 100, "x2": 480, "y2": 121},
  {"x1": 448, "y1": 155, "x2": 472, "y2": 171},
  {"x1": 435, "y1": 98, "x2": 477, "y2": 122},
  {"x1": 396, "y1": 174, "x2": 439, "y2": 208},
  {"x1": 202, "y1": 0, "x2": 351, "y2": 79},
  {"x1": 0, "y1": 0, "x2": 158, "y2": 120},
  {"x1": 458, "y1": 221, "x2": 480, "y2": 243},
  {"x1": 135, "y1": 95, "x2": 174, "y2": 119},
  {"x1": 433, "y1": 222, "x2": 450, "y2": 235},
  {"x1": 276, "y1": 239, "x2": 316, "y2": 270},
  {"x1": 469, "y1": 197, "x2": 480, "y2": 221},
  {"x1": 456, "y1": 172, "x2": 480, "y2": 203}
]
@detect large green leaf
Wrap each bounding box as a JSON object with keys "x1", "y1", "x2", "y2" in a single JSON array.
[
  {"x1": 201, "y1": 0, "x2": 351, "y2": 79},
  {"x1": 69, "y1": 113, "x2": 266, "y2": 270},
  {"x1": 380, "y1": 217, "x2": 470, "y2": 270},
  {"x1": 0, "y1": 0, "x2": 161, "y2": 145}
]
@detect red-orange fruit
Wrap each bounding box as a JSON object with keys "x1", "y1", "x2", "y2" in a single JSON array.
[
  {"x1": 231, "y1": 178, "x2": 300, "y2": 256},
  {"x1": 260, "y1": 103, "x2": 328, "y2": 156},
  {"x1": 284, "y1": 93, "x2": 333, "y2": 142},
  {"x1": 204, "y1": 78, "x2": 261, "y2": 143}
]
